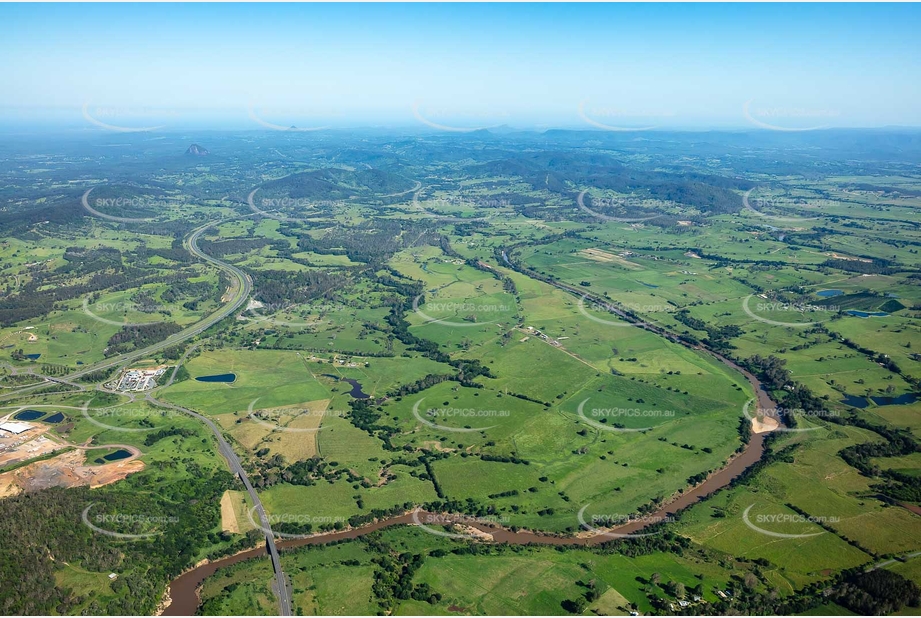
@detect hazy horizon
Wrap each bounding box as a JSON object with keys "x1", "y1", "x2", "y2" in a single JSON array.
[{"x1": 2, "y1": 3, "x2": 920, "y2": 133}]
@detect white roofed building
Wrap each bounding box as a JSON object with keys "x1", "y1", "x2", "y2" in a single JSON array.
[{"x1": 0, "y1": 421, "x2": 33, "y2": 435}]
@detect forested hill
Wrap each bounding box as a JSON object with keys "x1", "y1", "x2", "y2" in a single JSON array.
[
  {"x1": 259, "y1": 167, "x2": 417, "y2": 200},
  {"x1": 470, "y1": 153, "x2": 751, "y2": 215}
]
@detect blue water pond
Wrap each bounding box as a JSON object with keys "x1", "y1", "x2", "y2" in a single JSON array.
[{"x1": 195, "y1": 373, "x2": 237, "y2": 383}]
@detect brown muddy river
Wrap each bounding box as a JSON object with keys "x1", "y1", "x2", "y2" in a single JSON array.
[
  {"x1": 164, "y1": 330, "x2": 778, "y2": 615},
  {"x1": 164, "y1": 434, "x2": 768, "y2": 615}
]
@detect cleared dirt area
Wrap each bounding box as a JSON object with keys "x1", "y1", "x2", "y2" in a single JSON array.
[
  {"x1": 219, "y1": 489, "x2": 254, "y2": 534},
  {"x1": 0, "y1": 425, "x2": 61, "y2": 468},
  {"x1": 421, "y1": 440, "x2": 454, "y2": 453},
  {"x1": 220, "y1": 489, "x2": 240, "y2": 533},
  {"x1": 0, "y1": 446, "x2": 143, "y2": 497},
  {"x1": 751, "y1": 415, "x2": 780, "y2": 434}
]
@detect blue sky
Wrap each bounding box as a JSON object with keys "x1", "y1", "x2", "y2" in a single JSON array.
[{"x1": 1, "y1": 3, "x2": 919, "y2": 130}]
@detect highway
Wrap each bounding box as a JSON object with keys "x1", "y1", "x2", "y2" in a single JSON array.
[
  {"x1": 68, "y1": 220, "x2": 253, "y2": 380},
  {"x1": 0, "y1": 219, "x2": 253, "y2": 402},
  {"x1": 1, "y1": 216, "x2": 292, "y2": 615},
  {"x1": 145, "y1": 394, "x2": 292, "y2": 616}
]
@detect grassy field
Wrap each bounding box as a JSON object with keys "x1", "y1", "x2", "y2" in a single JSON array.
[
  {"x1": 159, "y1": 349, "x2": 333, "y2": 414},
  {"x1": 382, "y1": 372, "x2": 745, "y2": 533},
  {"x1": 196, "y1": 525, "x2": 768, "y2": 616},
  {"x1": 3, "y1": 138, "x2": 921, "y2": 617},
  {"x1": 259, "y1": 465, "x2": 438, "y2": 525},
  {"x1": 678, "y1": 423, "x2": 921, "y2": 588},
  {"x1": 199, "y1": 556, "x2": 277, "y2": 616}
]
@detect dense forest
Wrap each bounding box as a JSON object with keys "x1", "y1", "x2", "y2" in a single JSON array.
[{"x1": 0, "y1": 467, "x2": 236, "y2": 615}]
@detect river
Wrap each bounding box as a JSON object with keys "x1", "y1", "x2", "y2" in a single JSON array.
[
  {"x1": 164, "y1": 250, "x2": 780, "y2": 615},
  {"x1": 164, "y1": 430, "x2": 769, "y2": 614}
]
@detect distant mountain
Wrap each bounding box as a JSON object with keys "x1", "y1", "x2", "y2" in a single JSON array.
[
  {"x1": 185, "y1": 144, "x2": 210, "y2": 156},
  {"x1": 486, "y1": 124, "x2": 519, "y2": 134}
]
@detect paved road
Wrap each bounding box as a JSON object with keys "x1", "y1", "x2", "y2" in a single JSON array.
[
  {"x1": 159, "y1": 342, "x2": 204, "y2": 389},
  {"x1": 0, "y1": 219, "x2": 253, "y2": 402},
  {"x1": 144, "y1": 395, "x2": 292, "y2": 615},
  {"x1": 0, "y1": 366, "x2": 89, "y2": 402},
  {"x1": 1, "y1": 217, "x2": 291, "y2": 615},
  {"x1": 68, "y1": 220, "x2": 254, "y2": 379}
]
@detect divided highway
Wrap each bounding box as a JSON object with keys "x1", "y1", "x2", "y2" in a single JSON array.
[
  {"x1": 145, "y1": 395, "x2": 292, "y2": 616},
  {"x1": 0, "y1": 219, "x2": 252, "y2": 401},
  {"x1": 68, "y1": 220, "x2": 253, "y2": 380},
  {"x1": 1, "y1": 217, "x2": 292, "y2": 615}
]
